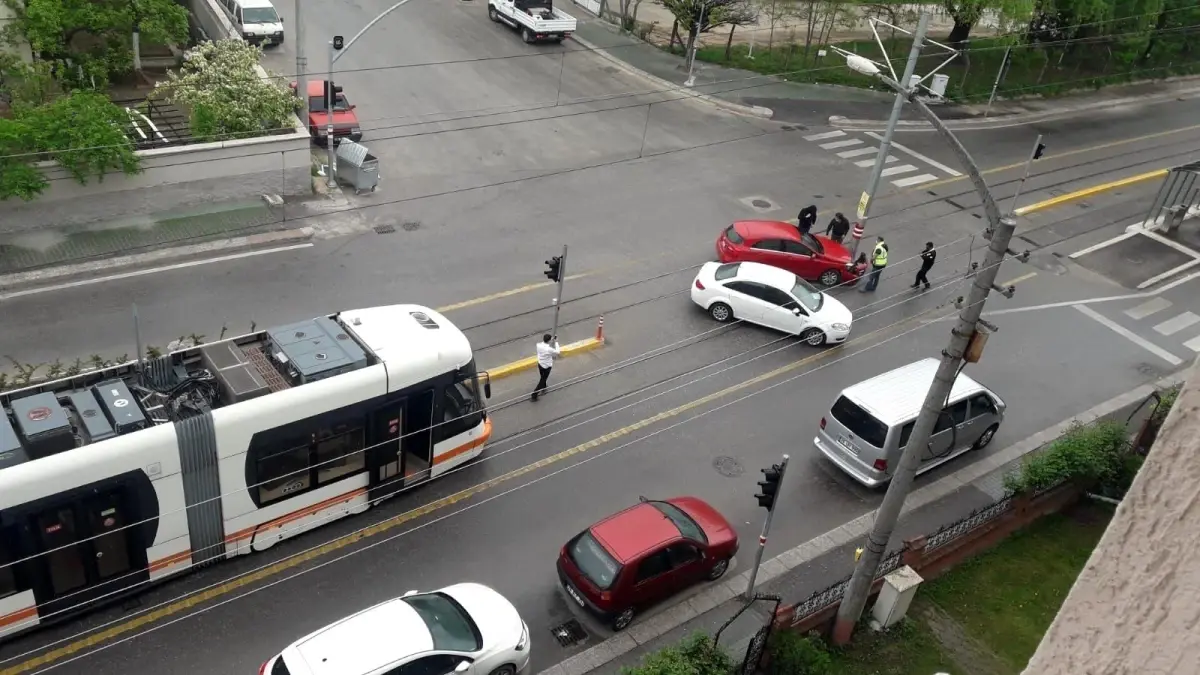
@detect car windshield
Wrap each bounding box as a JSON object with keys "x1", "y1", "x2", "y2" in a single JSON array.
[
  {"x1": 724, "y1": 225, "x2": 743, "y2": 244},
  {"x1": 242, "y1": 7, "x2": 279, "y2": 23},
  {"x1": 308, "y1": 94, "x2": 351, "y2": 113},
  {"x1": 714, "y1": 262, "x2": 740, "y2": 281},
  {"x1": 569, "y1": 531, "x2": 621, "y2": 590},
  {"x1": 651, "y1": 502, "x2": 708, "y2": 544},
  {"x1": 800, "y1": 232, "x2": 824, "y2": 255},
  {"x1": 401, "y1": 593, "x2": 482, "y2": 652},
  {"x1": 791, "y1": 277, "x2": 824, "y2": 312}
]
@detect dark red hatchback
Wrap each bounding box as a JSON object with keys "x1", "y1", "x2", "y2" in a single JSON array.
[{"x1": 557, "y1": 496, "x2": 739, "y2": 631}]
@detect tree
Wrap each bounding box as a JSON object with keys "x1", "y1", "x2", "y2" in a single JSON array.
[
  {"x1": 661, "y1": 0, "x2": 757, "y2": 65},
  {"x1": 2, "y1": 0, "x2": 188, "y2": 86},
  {"x1": 0, "y1": 91, "x2": 141, "y2": 201},
  {"x1": 155, "y1": 40, "x2": 300, "y2": 140},
  {"x1": 942, "y1": 0, "x2": 1034, "y2": 45}
]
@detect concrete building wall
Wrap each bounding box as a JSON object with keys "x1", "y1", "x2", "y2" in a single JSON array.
[{"x1": 1022, "y1": 361, "x2": 1200, "y2": 674}]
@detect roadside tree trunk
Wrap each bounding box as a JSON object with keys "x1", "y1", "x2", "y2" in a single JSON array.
[
  {"x1": 725, "y1": 24, "x2": 736, "y2": 60},
  {"x1": 947, "y1": 18, "x2": 972, "y2": 45}
]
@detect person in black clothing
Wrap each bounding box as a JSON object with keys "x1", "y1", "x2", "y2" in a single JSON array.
[
  {"x1": 797, "y1": 205, "x2": 817, "y2": 235},
  {"x1": 825, "y1": 212, "x2": 850, "y2": 243},
  {"x1": 913, "y1": 241, "x2": 936, "y2": 290}
]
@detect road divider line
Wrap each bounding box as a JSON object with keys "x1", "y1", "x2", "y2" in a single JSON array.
[
  {"x1": 435, "y1": 273, "x2": 589, "y2": 313},
  {"x1": 1001, "y1": 272, "x2": 1038, "y2": 286},
  {"x1": 865, "y1": 133, "x2": 962, "y2": 177},
  {"x1": 1014, "y1": 169, "x2": 1168, "y2": 216},
  {"x1": 1074, "y1": 305, "x2": 1183, "y2": 366},
  {"x1": 485, "y1": 336, "x2": 606, "y2": 381},
  {"x1": 4, "y1": 311, "x2": 941, "y2": 674}
]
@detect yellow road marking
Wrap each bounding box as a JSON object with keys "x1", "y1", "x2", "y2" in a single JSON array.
[
  {"x1": 435, "y1": 273, "x2": 589, "y2": 313},
  {"x1": 1001, "y1": 272, "x2": 1038, "y2": 286},
  {"x1": 486, "y1": 336, "x2": 605, "y2": 380},
  {"x1": 1013, "y1": 169, "x2": 1169, "y2": 216},
  {"x1": 3, "y1": 311, "x2": 938, "y2": 675}
]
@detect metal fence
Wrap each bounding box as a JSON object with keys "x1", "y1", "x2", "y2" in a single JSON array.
[{"x1": 926, "y1": 495, "x2": 1014, "y2": 551}]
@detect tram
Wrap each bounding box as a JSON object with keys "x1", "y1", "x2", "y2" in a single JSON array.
[{"x1": 0, "y1": 305, "x2": 492, "y2": 637}]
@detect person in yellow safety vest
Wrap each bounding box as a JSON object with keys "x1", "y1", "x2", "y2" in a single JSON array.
[{"x1": 860, "y1": 236, "x2": 888, "y2": 293}]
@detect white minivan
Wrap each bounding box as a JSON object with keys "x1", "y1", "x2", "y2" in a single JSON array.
[
  {"x1": 814, "y1": 359, "x2": 1006, "y2": 487},
  {"x1": 223, "y1": 0, "x2": 284, "y2": 46}
]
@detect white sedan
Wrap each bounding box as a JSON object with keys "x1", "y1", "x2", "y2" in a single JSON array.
[
  {"x1": 261, "y1": 583, "x2": 530, "y2": 675},
  {"x1": 690, "y1": 261, "x2": 853, "y2": 346}
]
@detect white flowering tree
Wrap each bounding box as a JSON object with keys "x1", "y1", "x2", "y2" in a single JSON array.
[{"x1": 155, "y1": 39, "x2": 299, "y2": 140}]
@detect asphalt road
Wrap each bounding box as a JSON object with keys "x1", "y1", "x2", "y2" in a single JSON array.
[
  {"x1": 257, "y1": 0, "x2": 760, "y2": 209},
  {"x1": 1, "y1": 243, "x2": 1191, "y2": 675}
]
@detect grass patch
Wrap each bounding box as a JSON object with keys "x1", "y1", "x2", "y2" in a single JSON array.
[
  {"x1": 825, "y1": 616, "x2": 962, "y2": 675},
  {"x1": 918, "y1": 502, "x2": 1113, "y2": 671}
]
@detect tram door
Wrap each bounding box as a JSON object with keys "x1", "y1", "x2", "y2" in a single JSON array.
[
  {"x1": 30, "y1": 490, "x2": 142, "y2": 614},
  {"x1": 367, "y1": 390, "x2": 436, "y2": 503}
]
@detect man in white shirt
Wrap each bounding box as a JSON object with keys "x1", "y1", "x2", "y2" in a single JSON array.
[{"x1": 532, "y1": 333, "x2": 560, "y2": 402}]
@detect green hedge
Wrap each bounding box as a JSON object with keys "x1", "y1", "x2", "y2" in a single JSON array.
[
  {"x1": 1002, "y1": 419, "x2": 1137, "y2": 496},
  {"x1": 620, "y1": 633, "x2": 733, "y2": 675}
]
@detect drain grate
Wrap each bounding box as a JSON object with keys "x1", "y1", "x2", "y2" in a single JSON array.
[
  {"x1": 402, "y1": 220, "x2": 421, "y2": 232},
  {"x1": 713, "y1": 456, "x2": 745, "y2": 477},
  {"x1": 374, "y1": 224, "x2": 396, "y2": 234},
  {"x1": 550, "y1": 619, "x2": 589, "y2": 647}
]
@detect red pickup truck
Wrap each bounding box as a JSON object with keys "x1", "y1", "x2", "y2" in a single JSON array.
[{"x1": 290, "y1": 79, "x2": 362, "y2": 146}]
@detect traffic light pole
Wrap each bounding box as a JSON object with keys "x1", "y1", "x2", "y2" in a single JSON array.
[
  {"x1": 1006, "y1": 135, "x2": 1044, "y2": 216},
  {"x1": 325, "y1": 39, "x2": 337, "y2": 188},
  {"x1": 746, "y1": 454, "x2": 789, "y2": 601},
  {"x1": 550, "y1": 245, "x2": 568, "y2": 340}
]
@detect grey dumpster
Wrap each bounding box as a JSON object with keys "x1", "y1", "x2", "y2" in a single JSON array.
[{"x1": 335, "y1": 140, "x2": 379, "y2": 195}]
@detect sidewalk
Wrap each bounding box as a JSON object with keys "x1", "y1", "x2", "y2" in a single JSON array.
[
  {"x1": 538, "y1": 368, "x2": 1183, "y2": 675},
  {"x1": 570, "y1": 14, "x2": 1200, "y2": 126}
]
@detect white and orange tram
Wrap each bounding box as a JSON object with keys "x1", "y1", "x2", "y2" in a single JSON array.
[{"x1": 0, "y1": 305, "x2": 492, "y2": 637}]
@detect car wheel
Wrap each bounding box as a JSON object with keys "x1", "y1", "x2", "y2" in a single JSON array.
[
  {"x1": 522, "y1": 27, "x2": 535, "y2": 43},
  {"x1": 489, "y1": 667, "x2": 516, "y2": 675},
  {"x1": 488, "y1": 6, "x2": 499, "y2": 20},
  {"x1": 974, "y1": 424, "x2": 999, "y2": 450},
  {"x1": 800, "y1": 327, "x2": 826, "y2": 346},
  {"x1": 709, "y1": 302, "x2": 733, "y2": 323},
  {"x1": 706, "y1": 557, "x2": 730, "y2": 581},
  {"x1": 818, "y1": 268, "x2": 841, "y2": 288},
  {"x1": 612, "y1": 607, "x2": 635, "y2": 632}
]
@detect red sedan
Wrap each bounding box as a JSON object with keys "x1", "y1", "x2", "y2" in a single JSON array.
[
  {"x1": 716, "y1": 220, "x2": 856, "y2": 287},
  {"x1": 557, "y1": 496, "x2": 738, "y2": 631}
]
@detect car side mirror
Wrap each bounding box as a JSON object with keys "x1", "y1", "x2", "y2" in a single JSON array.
[
  {"x1": 792, "y1": 308, "x2": 802, "y2": 316},
  {"x1": 455, "y1": 662, "x2": 471, "y2": 673},
  {"x1": 349, "y1": 104, "x2": 358, "y2": 110}
]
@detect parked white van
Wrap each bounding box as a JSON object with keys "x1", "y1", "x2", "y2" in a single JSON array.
[
  {"x1": 814, "y1": 358, "x2": 1006, "y2": 488},
  {"x1": 222, "y1": 0, "x2": 284, "y2": 46}
]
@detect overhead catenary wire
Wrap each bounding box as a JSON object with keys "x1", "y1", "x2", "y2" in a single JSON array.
[{"x1": 3, "y1": 268, "x2": 1001, "y2": 669}]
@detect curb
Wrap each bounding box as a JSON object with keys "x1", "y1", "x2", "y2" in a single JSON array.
[
  {"x1": 537, "y1": 369, "x2": 1185, "y2": 675},
  {"x1": 0, "y1": 227, "x2": 315, "y2": 297},
  {"x1": 569, "y1": 31, "x2": 774, "y2": 120},
  {"x1": 1014, "y1": 168, "x2": 1169, "y2": 216},
  {"x1": 827, "y1": 85, "x2": 1200, "y2": 130},
  {"x1": 486, "y1": 337, "x2": 606, "y2": 381}
]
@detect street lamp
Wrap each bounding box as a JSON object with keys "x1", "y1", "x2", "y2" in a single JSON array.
[{"x1": 827, "y1": 13, "x2": 1021, "y2": 646}]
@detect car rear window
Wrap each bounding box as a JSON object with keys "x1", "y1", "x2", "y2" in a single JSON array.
[
  {"x1": 724, "y1": 225, "x2": 743, "y2": 244},
  {"x1": 829, "y1": 396, "x2": 888, "y2": 448},
  {"x1": 569, "y1": 531, "x2": 621, "y2": 590},
  {"x1": 714, "y1": 262, "x2": 740, "y2": 281}
]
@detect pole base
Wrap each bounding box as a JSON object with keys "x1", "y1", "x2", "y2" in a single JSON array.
[{"x1": 831, "y1": 616, "x2": 856, "y2": 646}]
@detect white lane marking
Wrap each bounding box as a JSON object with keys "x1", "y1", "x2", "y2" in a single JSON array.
[
  {"x1": 1075, "y1": 305, "x2": 1183, "y2": 365},
  {"x1": 820, "y1": 139, "x2": 864, "y2": 150},
  {"x1": 865, "y1": 132, "x2": 963, "y2": 176},
  {"x1": 882, "y1": 164, "x2": 918, "y2": 177},
  {"x1": 1154, "y1": 269, "x2": 1200, "y2": 293},
  {"x1": 856, "y1": 156, "x2": 897, "y2": 167},
  {"x1": 838, "y1": 147, "x2": 879, "y2": 158},
  {"x1": 893, "y1": 173, "x2": 939, "y2": 187},
  {"x1": 804, "y1": 130, "x2": 847, "y2": 141},
  {"x1": 1069, "y1": 231, "x2": 1138, "y2": 259},
  {"x1": 1139, "y1": 228, "x2": 1200, "y2": 259},
  {"x1": 1138, "y1": 258, "x2": 1200, "y2": 290},
  {"x1": 0, "y1": 243, "x2": 315, "y2": 301},
  {"x1": 1153, "y1": 311, "x2": 1200, "y2": 336},
  {"x1": 1124, "y1": 298, "x2": 1173, "y2": 319},
  {"x1": 1183, "y1": 334, "x2": 1200, "y2": 353}
]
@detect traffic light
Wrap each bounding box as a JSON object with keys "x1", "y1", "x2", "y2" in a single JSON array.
[
  {"x1": 756, "y1": 463, "x2": 783, "y2": 511},
  {"x1": 323, "y1": 81, "x2": 342, "y2": 102},
  {"x1": 1033, "y1": 143, "x2": 1046, "y2": 160},
  {"x1": 545, "y1": 256, "x2": 562, "y2": 283},
  {"x1": 332, "y1": 35, "x2": 344, "y2": 50}
]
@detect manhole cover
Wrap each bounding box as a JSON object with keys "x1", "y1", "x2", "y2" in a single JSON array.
[
  {"x1": 713, "y1": 456, "x2": 744, "y2": 477},
  {"x1": 751, "y1": 199, "x2": 771, "y2": 209},
  {"x1": 739, "y1": 196, "x2": 779, "y2": 213},
  {"x1": 402, "y1": 221, "x2": 421, "y2": 232},
  {"x1": 374, "y1": 224, "x2": 396, "y2": 234},
  {"x1": 550, "y1": 619, "x2": 588, "y2": 647}
]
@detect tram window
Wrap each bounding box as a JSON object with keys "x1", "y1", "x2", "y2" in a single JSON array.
[
  {"x1": 440, "y1": 377, "x2": 481, "y2": 439},
  {"x1": 315, "y1": 427, "x2": 365, "y2": 485},
  {"x1": 257, "y1": 444, "x2": 312, "y2": 504}
]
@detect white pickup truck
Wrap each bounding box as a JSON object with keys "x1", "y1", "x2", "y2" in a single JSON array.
[{"x1": 488, "y1": 0, "x2": 576, "y2": 43}]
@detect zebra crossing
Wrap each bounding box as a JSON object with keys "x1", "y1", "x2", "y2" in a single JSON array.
[
  {"x1": 801, "y1": 129, "x2": 962, "y2": 189},
  {"x1": 1121, "y1": 297, "x2": 1200, "y2": 354}
]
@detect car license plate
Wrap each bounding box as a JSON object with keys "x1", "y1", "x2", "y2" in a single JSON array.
[
  {"x1": 837, "y1": 436, "x2": 858, "y2": 455},
  {"x1": 565, "y1": 583, "x2": 585, "y2": 607}
]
